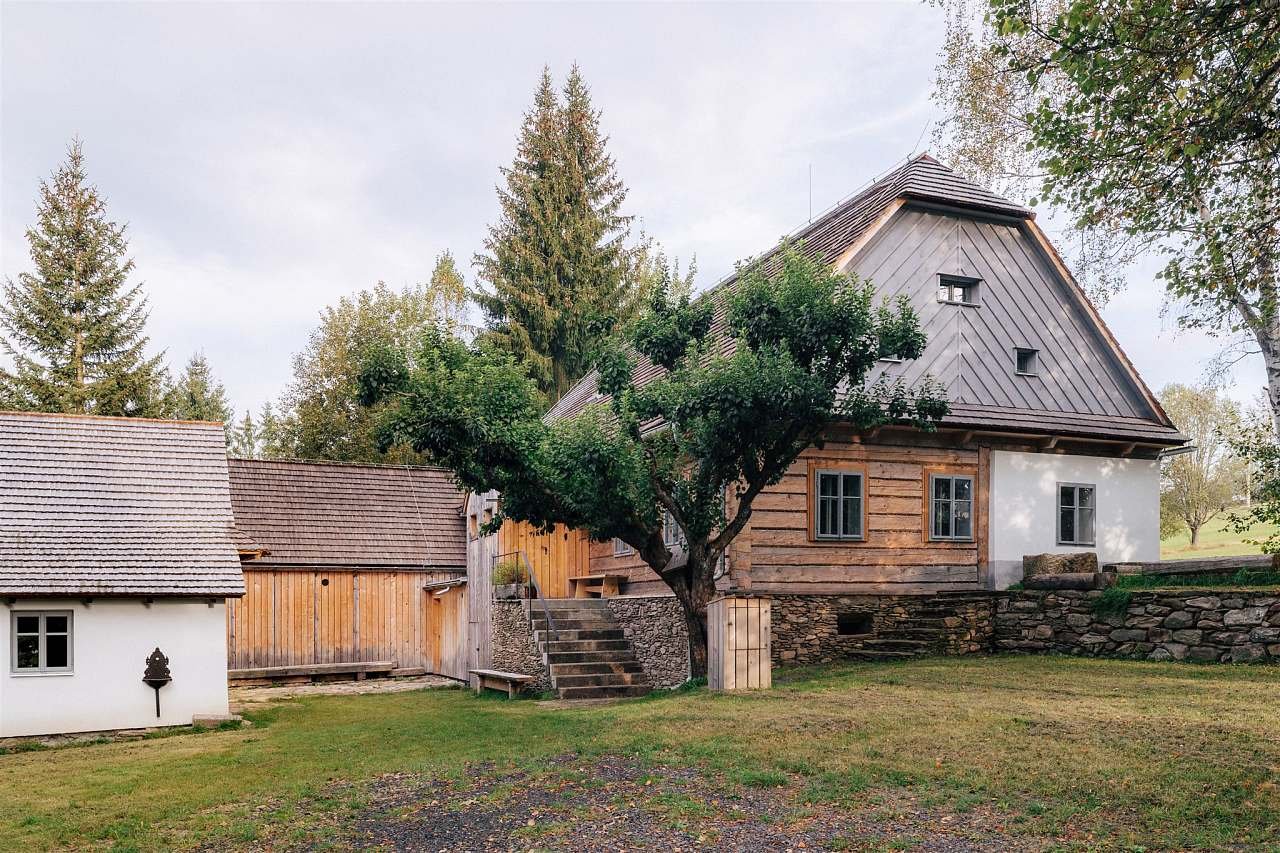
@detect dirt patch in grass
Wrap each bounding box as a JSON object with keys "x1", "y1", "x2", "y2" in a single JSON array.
[{"x1": 266, "y1": 754, "x2": 1058, "y2": 851}]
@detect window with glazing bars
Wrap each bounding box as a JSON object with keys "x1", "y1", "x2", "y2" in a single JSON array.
[
  {"x1": 1058, "y1": 483, "x2": 1096, "y2": 545},
  {"x1": 930, "y1": 474, "x2": 974, "y2": 540},
  {"x1": 11, "y1": 611, "x2": 72, "y2": 673},
  {"x1": 814, "y1": 470, "x2": 864, "y2": 540}
]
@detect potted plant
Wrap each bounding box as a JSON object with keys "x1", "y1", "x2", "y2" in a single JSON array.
[{"x1": 492, "y1": 559, "x2": 530, "y2": 599}]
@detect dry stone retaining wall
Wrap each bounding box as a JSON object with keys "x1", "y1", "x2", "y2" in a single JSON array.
[
  {"x1": 770, "y1": 593, "x2": 995, "y2": 665},
  {"x1": 995, "y1": 589, "x2": 1280, "y2": 663},
  {"x1": 490, "y1": 601, "x2": 551, "y2": 691},
  {"x1": 605, "y1": 595, "x2": 691, "y2": 688}
]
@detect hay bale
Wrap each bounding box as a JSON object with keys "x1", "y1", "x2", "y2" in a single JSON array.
[{"x1": 1022, "y1": 552, "x2": 1099, "y2": 579}]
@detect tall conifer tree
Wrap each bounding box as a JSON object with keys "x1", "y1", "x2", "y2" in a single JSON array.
[
  {"x1": 0, "y1": 140, "x2": 166, "y2": 415},
  {"x1": 474, "y1": 65, "x2": 639, "y2": 401},
  {"x1": 165, "y1": 353, "x2": 233, "y2": 423}
]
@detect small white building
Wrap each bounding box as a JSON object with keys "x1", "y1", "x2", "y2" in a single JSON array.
[{"x1": 0, "y1": 411, "x2": 244, "y2": 738}]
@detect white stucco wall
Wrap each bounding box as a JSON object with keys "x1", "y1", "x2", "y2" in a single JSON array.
[
  {"x1": 988, "y1": 450, "x2": 1160, "y2": 589},
  {"x1": 0, "y1": 598, "x2": 230, "y2": 738}
]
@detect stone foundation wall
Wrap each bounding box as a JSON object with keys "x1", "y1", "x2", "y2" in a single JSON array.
[
  {"x1": 995, "y1": 590, "x2": 1280, "y2": 663},
  {"x1": 490, "y1": 601, "x2": 551, "y2": 691},
  {"x1": 605, "y1": 595, "x2": 691, "y2": 688},
  {"x1": 770, "y1": 593, "x2": 995, "y2": 665}
]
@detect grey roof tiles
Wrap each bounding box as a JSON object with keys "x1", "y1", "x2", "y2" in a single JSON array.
[{"x1": 0, "y1": 411, "x2": 246, "y2": 597}]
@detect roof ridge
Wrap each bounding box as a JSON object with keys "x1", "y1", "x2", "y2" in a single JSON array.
[
  {"x1": 226, "y1": 455, "x2": 454, "y2": 474},
  {"x1": 0, "y1": 410, "x2": 225, "y2": 427}
]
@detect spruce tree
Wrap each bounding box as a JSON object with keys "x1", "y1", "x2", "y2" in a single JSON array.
[
  {"x1": 165, "y1": 353, "x2": 233, "y2": 423},
  {"x1": 473, "y1": 65, "x2": 639, "y2": 401},
  {"x1": 229, "y1": 409, "x2": 259, "y2": 458},
  {"x1": 0, "y1": 140, "x2": 166, "y2": 415}
]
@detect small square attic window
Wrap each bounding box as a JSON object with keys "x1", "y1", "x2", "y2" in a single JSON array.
[
  {"x1": 1015, "y1": 348, "x2": 1039, "y2": 376},
  {"x1": 937, "y1": 274, "x2": 980, "y2": 305}
]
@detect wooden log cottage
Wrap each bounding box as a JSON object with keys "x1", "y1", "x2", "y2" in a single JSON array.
[
  {"x1": 0, "y1": 412, "x2": 243, "y2": 737},
  {"x1": 226, "y1": 458, "x2": 469, "y2": 682},
  {"x1": 470, "y1": 155, "x2": 1188, "y2": 682}
]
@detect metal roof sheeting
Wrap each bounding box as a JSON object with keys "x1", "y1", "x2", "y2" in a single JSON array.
[{"x1": 0, "y1": 411, "x2": 246, "y2": 597}]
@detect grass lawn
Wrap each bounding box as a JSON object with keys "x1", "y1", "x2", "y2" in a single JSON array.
[
  {"x1": 2, "y1": 657, "x2": 1278, "y2": 850},
  {"x1": 1160, "y1": 513, "x2": 1278, "y2": 560}
]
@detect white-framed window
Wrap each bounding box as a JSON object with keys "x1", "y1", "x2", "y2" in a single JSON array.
[
  {"x1": 1058, "y1": 483, "x2": 1096, "y2": 545},
  {"x1": 11, "y1": 611, "x2": 73, "y2": 674},
  {"x1": 929, "y1": 474, "x2": 974, "y2": 541},
  {"x1": 612, "y1": 537, "x2": 633, "y2": 557},
  {"x1": 1015, "y1": 347, "x2": 1039, "y2": 376},
  {"x1": 937, "y1": 274, "x2": 980, "y2": 306},
  {"x1": 814, "y1": 470, "x2": 864, "y2": 540},
  {"x1": 662, "y1": 509, "x2": 686, "y2": 548}
]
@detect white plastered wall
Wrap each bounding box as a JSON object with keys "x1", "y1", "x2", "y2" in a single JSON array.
[
  {"x1": 0, "y1": 598, "x2": 230, "y2": 737},
  {"x1": 988, "y1": 450, "x2": 1160, "y2": 589}
]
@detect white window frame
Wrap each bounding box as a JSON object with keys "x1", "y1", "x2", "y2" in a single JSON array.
[
  {"x1": 814, "y1": 469, "x2": 865, "y2": 541},
  {"x1": 612, "y1": 537, "x2": 633, "y2": 557},
  {"x1": 937, "y1": 274, "x2": 980, "y2": 306},
  {"x1": 1015, "y1": 347, "x2": 1039, "y2": 376},
  {"x1": 929, "y1": 473, "x2": 974, "y2": 541},
  {"x1": 11, "y1": 611, "x2": 73, "y2": 674},
  {"x1": 1057, "y1": 482, "x2": 1097, "y2": 546},
  {"x1": 662, "y1": 509, "x2": 686, "y2": 549}
]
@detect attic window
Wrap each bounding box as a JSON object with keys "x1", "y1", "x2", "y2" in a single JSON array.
[
  {"x1": 1015, "y1": 348, "x2": 1039, "y2": 376},
  {"x1": 937, "y1": 274, "x2": 980, "y2": 306}
]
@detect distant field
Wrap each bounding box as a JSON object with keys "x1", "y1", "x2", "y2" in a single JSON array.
[{"x1": 1161, "y1": 512, "x2": 1278, "y2": 560}]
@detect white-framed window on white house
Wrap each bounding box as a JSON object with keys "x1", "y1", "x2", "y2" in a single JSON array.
[
  {"x1": 612, "y1": 537, "x2": 633, "y2": 557},
  {"x1": 814, "y1": 470, "x2": 865, "y2": 540},
  {"x1": 1058, "y1": 483, "x2": 1096, "y2": 546},
  {"x1": 929, "y1": 474, "x2": 974, "y2": 541},
  {"x1": 662, "y1": 509, "x2": 686, "y2": 549},
  {"x1": 11, "y1": 611, "x2": 73, "y2": 674},
  {"x1": 937, "y1": 274, "x2": 980, "y2": 306}
]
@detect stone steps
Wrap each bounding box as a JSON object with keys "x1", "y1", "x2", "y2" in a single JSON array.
[{"x1": 525, "y1": 599, "x2": 651, "y2": 700}]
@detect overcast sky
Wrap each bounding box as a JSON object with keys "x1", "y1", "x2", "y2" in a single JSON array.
[{"x1": 1, "y1": 1, "x2": 1263, "y2": 418}]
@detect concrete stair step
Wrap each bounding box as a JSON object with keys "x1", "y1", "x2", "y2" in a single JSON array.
[
  {"x1": 531, "y1": 599, "x2": 610, "y2": 612},
  {"x1": 552, "y1": 672, "x2": 646, "y2": 688},
  {"x1": 545, "y1": 649, "x2": 639, "y2": 665},
  {"x1": 556, "y1": 684, "x2": 651, "y2": 700},
  {"x1": 542, "y1": 639, "x2": 631, "y2": 653},
  {"x1": 529, "y1": 618, "x2": 620, "y2": 632},
  {"x1": 535, "y1": 628, "x2": 625, "y2": 643},
  {"x1": 549, "y1": 660, "x2": 644, "y2": 676}
]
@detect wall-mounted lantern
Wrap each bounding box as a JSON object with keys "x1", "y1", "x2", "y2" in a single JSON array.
[{"x1": 142, "y1": 647, "x2": 172, "y2": 718}]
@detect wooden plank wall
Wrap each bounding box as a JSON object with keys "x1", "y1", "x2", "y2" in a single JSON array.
[
  {"x1": 227, "y1": 568, "x2": 466, "y2": 679},
  {"x1": 747, "y1": 437, "x2": 984, "y2": 593},
  {"x1": 496, "y1": 519, "x2": 591, "y2": 598}
]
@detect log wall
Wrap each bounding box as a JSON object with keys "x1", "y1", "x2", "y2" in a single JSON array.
[
  {"x1": 495, "y1": 519, "x2": 592, "y2": 598},
  {"x1": 227, "y1": 568, "x2": 468, "y2": 681}
]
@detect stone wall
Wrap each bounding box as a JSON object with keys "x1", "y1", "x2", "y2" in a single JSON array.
[
  {"x1": 489, "y1": 601, "x2": 551, "y2": 691},
  {"x1": 605, "y1": 595, "x2": 691, "y2": 688},
  {"x1": 995, "y1": 589, "x2": 1280, "y2": 663},
  {"x1": 770, "y1": 593, "x2": 995, "y2": 665}
]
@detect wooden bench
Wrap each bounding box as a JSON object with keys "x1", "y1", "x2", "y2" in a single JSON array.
[
  {"x1": 470, "y1": 669, "x2": 534, "y2": 698},
  {"x1": 568, "y1": 573, "x2": 625, "y2": 598}
]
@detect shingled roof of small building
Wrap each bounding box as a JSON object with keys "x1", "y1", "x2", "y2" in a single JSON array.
[
  {"x1": 0, "y1": 411, "x2": 246, "y2": 597},
  {"x1": 227, "y1": 458, "x2": 466, "y2": 570},
  {"x1": 546, "y1": 154, "x2": 1181, "y2": 445}
]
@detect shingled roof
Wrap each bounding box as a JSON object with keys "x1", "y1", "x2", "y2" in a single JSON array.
[
  {"x1": 228, "y1": 458, "x2": 466, "y2": 570},
  {"x1": 0, "y1": 411, "x2": 245, "y2": 597},
  {"x1": 546, "y1": 155, "x2": 1181, "y2": 446}
]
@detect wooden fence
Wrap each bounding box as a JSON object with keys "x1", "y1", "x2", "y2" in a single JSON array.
[
  {"x1": 227, "y1": 568, "x2": 468, "y2": 681},
  {"x1": 496, "y1": 519, "x2": 592, "y2": 598}
]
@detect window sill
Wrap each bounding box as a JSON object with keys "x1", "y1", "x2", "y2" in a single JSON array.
[
  {"x1": 928, "y1": 538, "x2": 975, "y2": 544},
  {"x1": 813, "y1": 537, "x2": 866, "y2": 543},
  {"x1": 9, "y1": 670, "x2": 74, "y2": 678},
  {"x1": 937, "y1": 300, "x2": 980, "y2": 308},
  {"x1": 1057, "y1": 542, "x2": 1096, "y2": 548}
]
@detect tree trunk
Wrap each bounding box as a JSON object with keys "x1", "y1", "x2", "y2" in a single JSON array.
[
  {"x1": 657, "y1": 550, "x2": 718, "y2": 681},
  {"x1": 1189, "y1": 524, "x2": 1201, "y2": 547},
  {"x1": 1251, "y1": 314, "x2": 1280, "y2": 440}
]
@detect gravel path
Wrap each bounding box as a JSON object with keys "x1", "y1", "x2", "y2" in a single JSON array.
[{"x1": 324, "y1": 754, "x2": 1052, "y2": 852}]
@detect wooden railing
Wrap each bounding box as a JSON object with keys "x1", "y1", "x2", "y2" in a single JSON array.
[{"x1": 493, "y1": 549, "x2": 555, "y2": 635}]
